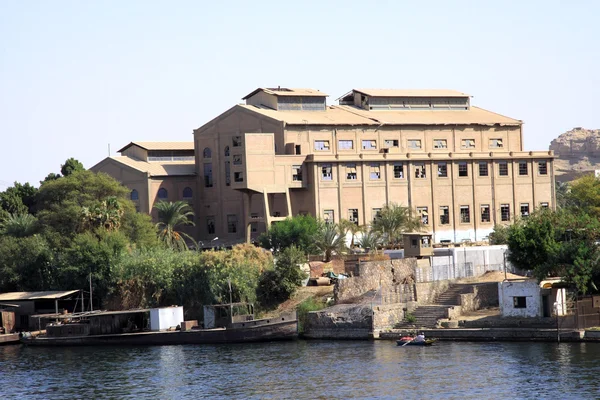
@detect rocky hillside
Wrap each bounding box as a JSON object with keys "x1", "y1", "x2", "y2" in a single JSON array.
[{"x1": 550, "y1": 127, "x2": 600, "y2": 182}]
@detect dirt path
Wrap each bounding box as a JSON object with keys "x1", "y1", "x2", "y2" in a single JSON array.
[{"x1": 265, "y1": 286, "x2": 333, "y2": 317}]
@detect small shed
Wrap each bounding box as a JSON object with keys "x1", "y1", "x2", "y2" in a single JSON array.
[
  {"x1": 0, "y1": 290, "x2": 81, "y2": 330},
  {"x1": 403, "y1": 232, "x2": 433, "y2": 258},
  {"x1": 498, "y1": 279, "x2": 567, "y2": 318}
]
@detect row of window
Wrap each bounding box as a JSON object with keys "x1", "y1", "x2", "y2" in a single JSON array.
[
  {"x1": 315, "y1": 138, "x2": 507, "y2": 152},
  {"x1": 131, "y1": 187, "x2": 193, "y2": 201},
  {"x1": 206, "y1": 214, "x2": 240, "y2": 234},
  {"x1": 202, "y1": 137, "x2": 243, "y2": 160},
  {"x1": 320, "y1": 161, "x2": 549, "y2": 181},
  {"x1": 322, "y1": 202, "x2": 549, "y2": 227}
]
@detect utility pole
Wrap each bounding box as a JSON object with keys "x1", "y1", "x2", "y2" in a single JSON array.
[{"x1": 89, "y1": 272, "x2": 93, "y2": 312}]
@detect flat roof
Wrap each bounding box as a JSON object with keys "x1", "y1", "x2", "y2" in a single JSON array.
[
  {"x1": 242, "y1": 87, "x2": 328, "y2": 100},
  {"x1": 238, "y1": 104, "x2": 521, "y2": 126},
  {"x1": 104, "y1": 156, "x2": 196, "y2": 177},
  {"x1": 118, "y1": 142, "x2": 195, "y2": 153},
  {"x1": 0, "y1": 290, "x2": 81, "y2": 301},
  {"x1": 352, "y1": 89, "x2": 470, "y2": 98},
  {"x1": 31, "y1": 308, "x2": 151, "y2": 319}
]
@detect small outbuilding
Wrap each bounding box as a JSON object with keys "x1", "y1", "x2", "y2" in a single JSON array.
[
  {"x1": 0, "y1": 290, "x2": 82, "y2": 330},
  {"x1": 498, "y1": 278, "x2": 567, "y2": 318}
]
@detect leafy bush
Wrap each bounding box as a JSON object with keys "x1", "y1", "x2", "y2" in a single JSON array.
[
  {"x1": 256, "y1": 245, "x2": 307, "y2": 309},
  {"x1": 258, "y1": 215, "x2": 320, "y2": 255},
  {"x1": 404, "y1": 312, "x2": 417, "y2": 323}
]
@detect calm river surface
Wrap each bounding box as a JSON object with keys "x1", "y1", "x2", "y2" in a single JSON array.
[{"x1": 1, "y1": 340, "x2": 600, "y2": 399}]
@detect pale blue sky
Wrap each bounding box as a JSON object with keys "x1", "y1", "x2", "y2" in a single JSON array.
[{"x1": 1, "y1": 0, "x2": 599, "y2": 187}]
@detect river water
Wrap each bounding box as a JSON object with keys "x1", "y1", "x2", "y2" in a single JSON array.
[{"x1": 1, "y1": 340, "x2": 599, "y2": 399}]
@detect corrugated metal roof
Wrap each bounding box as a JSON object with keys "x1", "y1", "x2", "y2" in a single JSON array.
[
  {"x1": 238, "y1": 104, "x2": 521, "y2": 126},
  {"x1": 0, "y1": 290, "x2": 81, "y2": 301},
  {"x1": 107, "y1": 157, "x2": 196, "y2": 176},
  {"x1": 118, "y1": 142, "x2": 194, "y2": 153},
  {"x1": 242, "y1": 87, "x2": 328, "y2": 100},
  {"x1": 353, "y1": 89, "x2": 470, "y2": 98}
]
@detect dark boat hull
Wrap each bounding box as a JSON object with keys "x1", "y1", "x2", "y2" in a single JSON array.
[
  {"x1": 21, "y1": 320, "x2": 298, "y2": 346},
  {"x1": 396, "y1": 339, "x2": 436, "y2": 346}
]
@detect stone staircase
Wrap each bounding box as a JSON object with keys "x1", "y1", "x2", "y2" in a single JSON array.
[{"x1": 395, "y1": 284, "x2": 469, "y2": 329}]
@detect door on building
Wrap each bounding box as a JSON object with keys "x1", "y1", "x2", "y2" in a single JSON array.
[{"x1": 542, "y1": 295, "x2": 550, "y2": 317}]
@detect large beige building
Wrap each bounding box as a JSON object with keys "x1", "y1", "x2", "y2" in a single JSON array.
[{"x1": 93, "y1": 87, "x2": 555, "y2": 246}]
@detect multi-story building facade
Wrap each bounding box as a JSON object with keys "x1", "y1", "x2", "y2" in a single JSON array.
[
  {"x1": 91, "y1": 142, "x2": 197, "y2": 234},
  {"x1": 194, "y1": 87, "x2": 555, "y2": 244}
]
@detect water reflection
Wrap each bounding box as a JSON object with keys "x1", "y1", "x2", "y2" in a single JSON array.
[{"x1": 2, "y1": 341, "x2": 600, "y2": 399}]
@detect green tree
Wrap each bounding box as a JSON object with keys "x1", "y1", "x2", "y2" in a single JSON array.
[
  {"x1": 567, "y1": 175, "x2": 600, "y2": 217},
  {"x1": 488, "y1": 224, "x2": 510, "y2": 245},
  {"x1": 371, "y1": 203, "x2": 422, "y2": 248},
  {"x1": 256, "y1": 245, "x2": 307, "y2": 309},
  {"x1": 154, "y1": 200, "x2": 195, "y2": 250},
  {"x1": 0, "y1": 182, "x2": 38, "y2": 214},
  {"x1": 1, "y1": 213, "x2": 38, "y2": 237},
  {"x1": 338, "y1": 219, "x2": 362, "y2": 249},
  {"x1": 356, "y1": 227, "x2": 382, "y2": 251},
  {"x1": 0, "y1": 235, "x2": 54, "y2": 292},
  {"x1": 258, "y1": 215, "x2": 320, "y2": 255},
  {"x1": 36, "y1": 170, "x2": 131, "y2": 239},
  {"x1": 315, "y1": 222, "x2": 346, "y2": 262},
  {"x1": 81, "y1": 196, "x2": 124, "y2": 231},
  {"x1": 41, "y1": 172, "x2": 61, "y2": 184},
  {"x1": 60, "y1": 157, "x2": 85, "y2": 177}
]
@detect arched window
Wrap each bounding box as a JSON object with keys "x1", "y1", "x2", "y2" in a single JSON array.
[
  {"x1": 203, "y1": 147, "x2": 212, "y2": 158},
  {"x1": 224, "y1": 146, "x2": 230, "y2": 157},
  {"x1": 182, "y1": 187, "x2": 193, "y2": 199},
  {"x1": 130, "y1": 189, "x2": 139, "y2": 201},
  {"x1": 157, "y1": 188, "x2": 168, "y2": 199}
]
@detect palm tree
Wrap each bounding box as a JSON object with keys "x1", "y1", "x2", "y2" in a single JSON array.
[
  {"x1": 81, "y1": 196, "x2": 124, "y2": 231},
  {"x1": 338, "y1": 219, "x2": 362, "y2": 249},
  {"x1": 356, "y1": 227, "x2": 382, "y2": 253},
  {"x1": 1, "y1": 213, "x2": 38, "y2": 237},
  {"x1": 371, "y1": 203, "x2": 422, "y2": 248},
  {"x1": 154, "y1": 200, "x2": 196, "y2": 250},
  {"x1": 315, "y1": 223, "x2": 347, "y2": 262}
]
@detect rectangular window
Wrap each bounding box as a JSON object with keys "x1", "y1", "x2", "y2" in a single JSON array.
[
  {"x1": 501, "y1": 204, "x2": 510, "y2": 222},
  {"x1": 225, "y1": 161, "x2": 231, "y2": 186},
  {"x1": 323, "y1": 209, "x2": 334, "y2": 224},
  {"x1": 372, "y1": 208, "x2": 381, "y2": 222},
  {"x1": 540, "y1": 202, "x2": 549, "y2": 209},
  {"x1": 346, "y1": 164, "x2": 357, "y2": 180},
  {"x1": 408, "y1": 139, "x2": 422, "y2": 150},
  {"x1": 433, "y1": 139, "x2": 447, "y2": 149},
  {"x1": 489, "y1": 138, "x2": 503, "y2": 148},
  {"x1": 384, "y1": 139, "x2": 399, "y2": 148},
  {"x1": 292, "y1": 165, "x2": 302, "y2": 181},
  {"x1": 234, "y1": 171, "x2": 244, "y2": 182},
  {"x1": 227, "y1": 214, "x2": 238, "y2": 234},
  {"x1": 314, "y1": 140, "x2": 330, "y2": 151},
  {"x1": 520, "y1": 203, "x2": 530, "y2": 218},
  {"x1": 204, "y1": 163, "x2": 213, "y2": 188},
  {"x1": 461, "y1": 139, "x2": 475, "y2": 149},
  {"x1": 321, "y1": 164, "x2": 332, "y2": 181},
  {"x1": 437, "y1": 162, "x2": 448, "y2": 178},
  {"x1": 348, "y1": 209, "x2": 359, "y2": 225},
  {"x1": 233, "y1": 154, "x2": 242, "y2": 165},
  {"x1": 519, "y1": 161, "x2": 528, "y2": 176},
  {"x1": 370, "y1": 164, "x2": 381, "y2": 180},
  {"x1": 417, "y1": 207, "x2": 429, "y2": 225},
  {"x1": 538, "y1": 161, "x2": 548, "y2": 175},
  {"x1": 440, "y1": 206, "x2": 449, "y2": 225},
  {"x1": 513, "y1": 296, "x2": 527, "y2": 308},
  {"x1": 479, "y1": 162, "x2": 488, "y2": 177},
  {"x1": 232, "y1": 136, "x2": 242, "y2": 147},
  {"x1": 393, "y1": 164, "x2": 404, "y2": 179},
  {"x1": 206, "y1": 216, "x2": 215, "y2": 235},
  {"x1": 481, "y1": 205, "x2": 490, "y2": 223},
  {"x1": 460, "y1": 206, "x2": 470, "y2": 223},
  {"x1": 414, "y1": 163, "x2": 426, "y2": 179},
  {"x1": 362, "y1": 140, "x2": 377, "y2": 150},
  {"x1": 498, "y1": 161, "x2": 509, "y2": 176},
  {"x1": 338, "y1": 140, "x2": 353, "y2": 150},
  {"x1": 295, "y1": 144, "x2": 301, "y2": 155},
  {"x1": 458, "y1": 162, "x2": 468, "y2": 177}
]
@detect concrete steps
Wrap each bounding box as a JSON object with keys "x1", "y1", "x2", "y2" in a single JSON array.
[{"x1": 396, "y1": 284, "x2": 471, "y2": 329}]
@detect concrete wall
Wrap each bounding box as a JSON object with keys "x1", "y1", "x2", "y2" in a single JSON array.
[
  {"x1": 460, "y1": 283, "x2": 499, "y2": 312},
  {"x1": 334, "y1": 259, "x2": 416, "y2": 303},
  {"x1": 499, "y1": 280, "x2": 541, "y2": 317}
]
